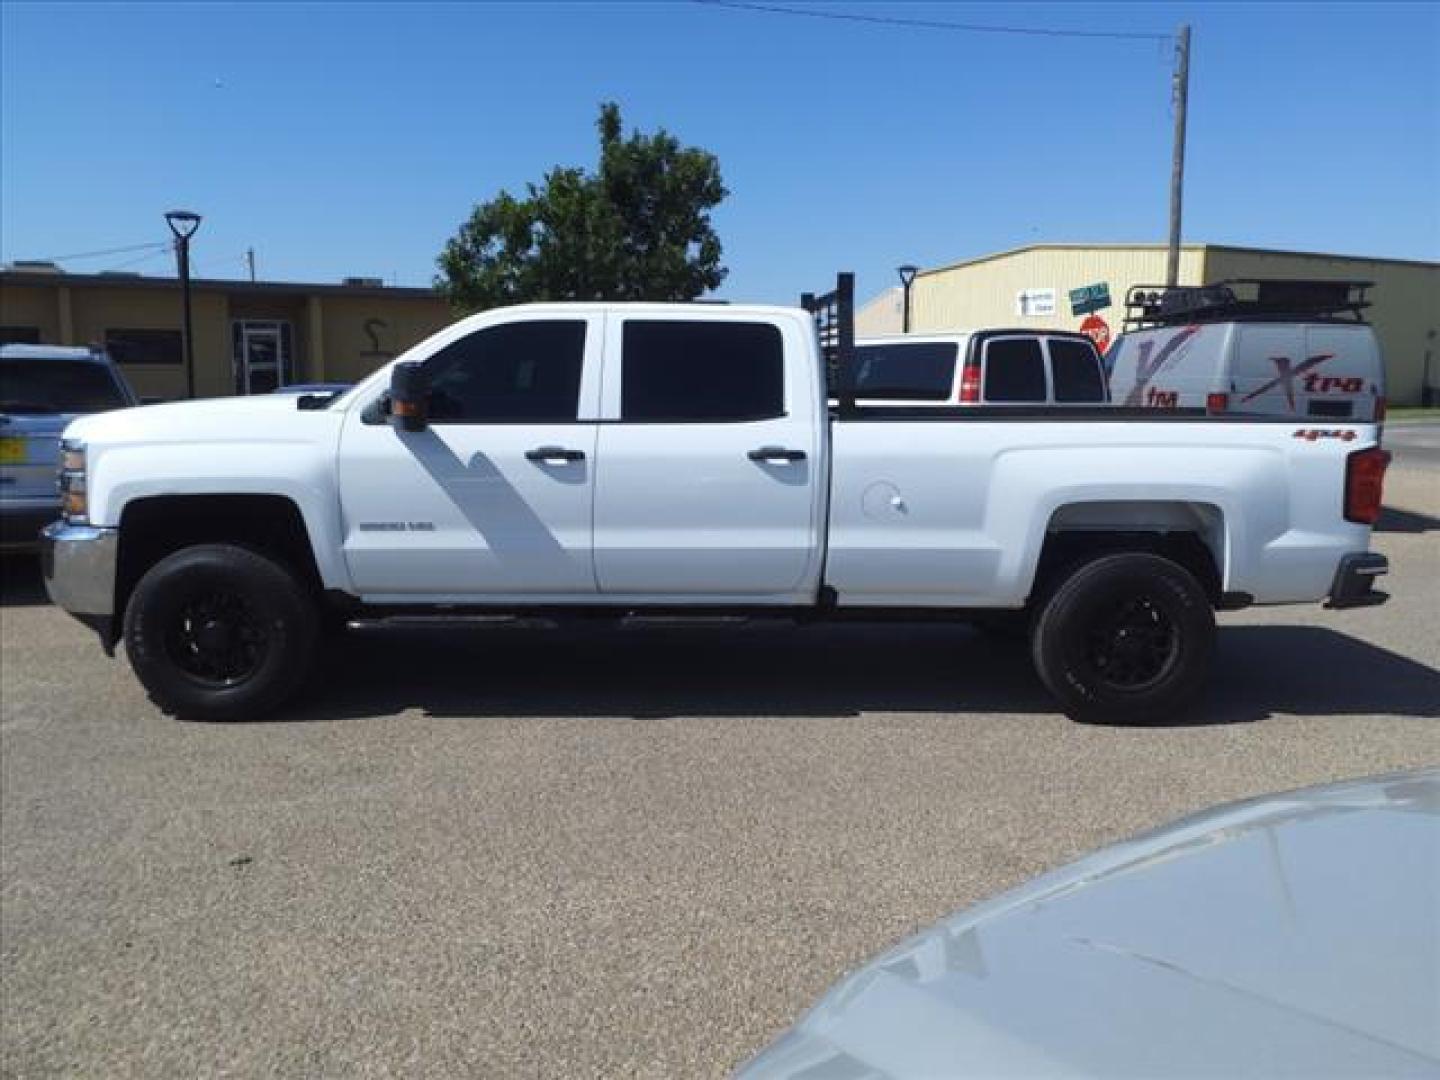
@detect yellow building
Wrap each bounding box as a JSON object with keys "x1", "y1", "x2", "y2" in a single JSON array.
[
  {"x1": 0, "y1": 265, "x2": 456, "y2": 401},
  {"x1": 863, "y1": 244, "x2": 1439, "y2": 405}
]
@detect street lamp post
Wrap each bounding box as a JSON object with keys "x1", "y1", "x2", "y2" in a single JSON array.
[
  {"x1": 165, "y1": 210, "x2": 202, "y2": 398},
  {"x1": 897, "y1": 264, "x2": 919, "y2": 333}
]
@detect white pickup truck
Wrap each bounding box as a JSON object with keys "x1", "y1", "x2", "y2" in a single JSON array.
[{"x1": 42, "y1": 275, "x2": 1391, "y2": 724}]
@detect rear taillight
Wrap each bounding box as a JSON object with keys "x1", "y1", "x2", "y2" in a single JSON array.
[
  {"x1": 1344, "y1": 446, "x2": 1390, "y2": 525},
  {"x1": 1374, "y1": 396, "x2": 1387, "y2": 424},
  {"x1": 958, "y1": 356, "x2": 981, "y2": 403},
  {"x1": 1206, "y1": 392, "x2": 1229, "y2": 413}
]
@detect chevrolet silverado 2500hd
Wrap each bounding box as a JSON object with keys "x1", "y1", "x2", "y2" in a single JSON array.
[{"x1": 41, "y1": 275, "x2": 1391, "y2": 723}]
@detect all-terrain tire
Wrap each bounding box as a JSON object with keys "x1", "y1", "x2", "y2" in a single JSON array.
[
  {"x1": 1031, "y1": 553, "x2": 1214, "y2": 725},
  {"x1": 123, "y1": 544, "x2": 318, "y2": 721}
]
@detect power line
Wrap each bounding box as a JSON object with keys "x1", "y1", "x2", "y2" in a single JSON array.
[
  {"x1": 97, "y1": 248, "x2": 174, "y2": 274},
  {"x1": 25, "y1": 240, "x2": 171, "y2": 263},
  {"x1": 692, "y1": 0, "x2": 1171, "y2": 43}
]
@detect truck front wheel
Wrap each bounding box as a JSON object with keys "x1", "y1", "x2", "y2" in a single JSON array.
[
  {"x1": 1032, "y1": 553, "x2": 1214, "y2": 725},
  {"x1": 123, "y1": 544, "x2": 318, "y2": 721}
]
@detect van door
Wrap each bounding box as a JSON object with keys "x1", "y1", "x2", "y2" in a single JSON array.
[
  {"x1": 1045, "y1": 336, "x2": 1109, "y2": 404},
  {"x1": 1302, "y1": 325, "x2": 1380, "y2": 420},
  {"x1": 1234, "y1": 325, "x2": 1307, "y2": 415},
  {"x1": 592, "y1": 315, "x2": 823, "y2": 600}
]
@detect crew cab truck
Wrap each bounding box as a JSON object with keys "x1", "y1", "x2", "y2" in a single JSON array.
[{"x1": 42, "y1": 274, "x2": 1391, "y2": 724}]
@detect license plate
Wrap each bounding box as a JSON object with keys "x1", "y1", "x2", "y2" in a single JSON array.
[{"x1": 0, "y1": 438, "x2": 27, "y2": 465}]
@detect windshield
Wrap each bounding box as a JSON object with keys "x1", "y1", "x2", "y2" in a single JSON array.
[
  {"x1": 0, "y1": 359, "x2": 130, "y2": 414},
  {"x1": 852, "y1": 342, "x2": 959, "y2": 400}
]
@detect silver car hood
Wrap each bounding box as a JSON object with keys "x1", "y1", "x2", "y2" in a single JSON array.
[{"x1": 739, "y1": 769, "x2": 1440, "y2": 1078}]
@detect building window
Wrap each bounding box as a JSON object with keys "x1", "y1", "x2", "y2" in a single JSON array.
[
  {"x1": 0, "y1": 326, "x2": 41, "y2": 345},
  {"x1": 106, "y1": 328, "x2": 183, "y2": 365}
]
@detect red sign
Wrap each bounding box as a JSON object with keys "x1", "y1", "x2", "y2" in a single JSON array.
[{"x1": 1079, "y1": 314, "x2": 1111, "y2": 354}]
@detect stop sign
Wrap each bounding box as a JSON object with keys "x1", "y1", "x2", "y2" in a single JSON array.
[{"x1": 1079, "y1": 314, "x2": 1111, "y2": 354}]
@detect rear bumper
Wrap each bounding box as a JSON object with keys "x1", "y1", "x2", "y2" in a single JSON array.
[
  {"x1": 41, "y1": 523, "x2": 119, "y2": 650},
  {"x1": 1324, "y1": 552, "x2": 1389, "y2": 610}
]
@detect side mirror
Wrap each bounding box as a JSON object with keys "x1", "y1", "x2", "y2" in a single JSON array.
[{"x1": 390, "y1": 362, "x2": 429, "y2": 432}]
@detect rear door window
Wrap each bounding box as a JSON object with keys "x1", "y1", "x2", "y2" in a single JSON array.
[
  {"x1": 0, "y1": 359, "x2": 130, "y2": 414},
  {"x1": 983, "y1": 337, "x2": 1047, "y2": 403},
  {"x1": 621, "y1": 321, "x2": 783, "y2": 422},
  {"x1": 852, "y1": 342, "x2": 958, "y2": 400},
  {"x1": 1048, "y1": 338, "x2": 1106, "y2": 402}
]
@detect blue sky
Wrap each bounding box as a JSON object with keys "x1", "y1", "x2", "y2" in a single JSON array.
[{"x1": 3, "y1": 1, "x2": 1437, "y2": 305}]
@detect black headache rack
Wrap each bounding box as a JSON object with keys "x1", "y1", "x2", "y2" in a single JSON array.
[
  {"x1": 801, "y1": 271, "x2": 858, "y2": 416},
  {"x1": 1124, "y1": 279, "x2": 1372, "y2": 331}
]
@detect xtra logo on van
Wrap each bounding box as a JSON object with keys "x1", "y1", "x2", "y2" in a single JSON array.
[
  {"x1": 1242, "y1": 353, "x2": 1335, "y2": 409},
  {"x1": 1121, "y1": 325, "x2": 1200, "y2": 407}
]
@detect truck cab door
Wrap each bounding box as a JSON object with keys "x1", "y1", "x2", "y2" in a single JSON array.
[
  {"x1": 592, "y1": 314, "x2": 824, "y2": 601},
  {"x1": 337, "y1": 315, "x2": 602, "y2": 599}
]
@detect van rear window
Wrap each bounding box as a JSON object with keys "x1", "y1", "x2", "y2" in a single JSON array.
[
  {"x1": 0, "y1": 359, "x2": 129, "y2": 414},
  {"x1": 983, "y1": 338, "x2": 1047, "y2": 403},
  {"x1": 853, "y1": 342, "x2": 957, "y2": 400},
  {"x1": 1049, "y1": 339, "x2": 1106, "y2": 402}
]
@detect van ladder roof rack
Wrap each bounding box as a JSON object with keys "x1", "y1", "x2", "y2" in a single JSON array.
[{"x1": 1123, "y1": 279, "x2": 1372, "y2": 330}]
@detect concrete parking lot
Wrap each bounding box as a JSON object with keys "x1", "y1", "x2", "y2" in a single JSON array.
[{"x1": 2, "y1": 467, "x2": 1437, "y2": 1078}]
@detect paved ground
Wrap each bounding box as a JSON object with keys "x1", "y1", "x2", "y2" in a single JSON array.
[
  {"x1": 2, "y1": 469, "x2": 1437, "y2": 1078},
  {"x1": 1387, "y1": 418, "x2": 1440, "y2": 469}
]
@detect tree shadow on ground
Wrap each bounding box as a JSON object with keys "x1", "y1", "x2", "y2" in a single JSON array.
[{"x1": 279, "y1": 621, "x2": 1440, "y2": 728}]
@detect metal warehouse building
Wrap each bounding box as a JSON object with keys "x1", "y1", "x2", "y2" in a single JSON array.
[{"x1": 858, "y1": 244, "x2": 1439, "y2": 405}]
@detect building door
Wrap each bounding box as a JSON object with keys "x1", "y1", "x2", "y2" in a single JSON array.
[{"x1": 233, "y1": 320, "x2": 292, "y2": 394}]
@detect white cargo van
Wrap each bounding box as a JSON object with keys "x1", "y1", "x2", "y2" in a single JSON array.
[
  {"x1": 853, "y1": 331, "x2": 1108, "y2": 406},
  {"x1": 1106, "y1": 280, "x2": 1385, "y2": 421}
]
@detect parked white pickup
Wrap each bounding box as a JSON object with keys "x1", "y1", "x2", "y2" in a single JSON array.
[{"x1": 43, "y1": 276, "x2": 1391, "y2": 723}]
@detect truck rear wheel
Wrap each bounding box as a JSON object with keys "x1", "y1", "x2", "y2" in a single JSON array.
[
  {"x1": 1031, "y1": 553, "x2": 1214, "y2": 725},
  {"x1": 122, "y1": 544, "x2": 318, "y2": 721}
]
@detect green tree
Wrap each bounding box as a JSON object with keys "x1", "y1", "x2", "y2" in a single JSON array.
[{"x1": 437, "y1": 103, "x2": 728, "y2": 310}]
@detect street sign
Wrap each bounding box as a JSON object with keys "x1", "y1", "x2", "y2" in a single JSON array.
[
  {"x1": 1079, "y1": 314, "x2": 1112, "y2": 354},
  {"x1": 1069, "y1": 282, "x2": 1112, "y2": 316}
]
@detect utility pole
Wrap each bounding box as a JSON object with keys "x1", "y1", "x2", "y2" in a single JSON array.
[
  {"x1": 245, "y1": 247, "x2": 256, "y2": 282},
  {"x1": 1166, "y1": 23, "x2": 1191, "y2": 287}
]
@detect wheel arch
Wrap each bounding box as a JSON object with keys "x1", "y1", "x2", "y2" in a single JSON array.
[
  {"x1": 1029, "y1": 500, "x2": 1229, "y2": 608},
  {"x1": 114, "y1": 493, "x2": 326, "y2": 631}
]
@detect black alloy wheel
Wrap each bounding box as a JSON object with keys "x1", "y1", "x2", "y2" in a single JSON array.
[
  {"x1": 124, "y1": 544, "x2": 318, "y2": 721},
  {"x1": 1032, "y1": 552, "x2": 1214, "y2": 724}
]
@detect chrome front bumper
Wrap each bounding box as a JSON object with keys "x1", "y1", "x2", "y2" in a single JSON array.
[{"x1": 41, "y1": 522, "x2": 118, "y2": 617}]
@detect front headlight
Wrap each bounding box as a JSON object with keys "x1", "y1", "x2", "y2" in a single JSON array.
[{"x1": 58, "y1": 439, "x2": 88, "y2": 523}]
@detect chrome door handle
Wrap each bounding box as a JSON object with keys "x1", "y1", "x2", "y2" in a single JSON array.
[
  {"x1": 525, "y1": 446, "x2": 585, "y2": 463},
  {"x1": 748, "y1": 446, "x2": 806, "y2": 463}
]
